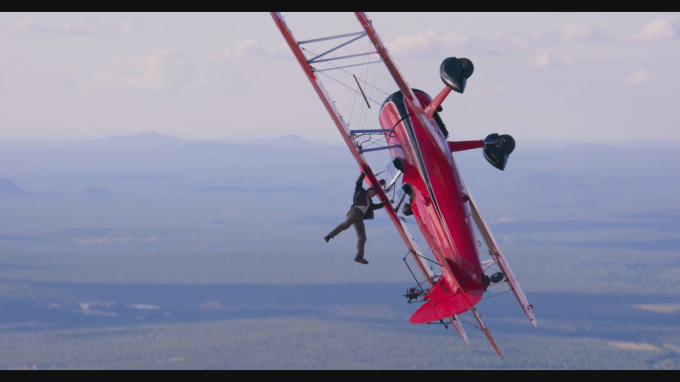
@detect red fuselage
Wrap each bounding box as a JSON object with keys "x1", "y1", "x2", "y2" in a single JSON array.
[{"x1": 379, "y1": 90, "x2": 483, "y2": 315}]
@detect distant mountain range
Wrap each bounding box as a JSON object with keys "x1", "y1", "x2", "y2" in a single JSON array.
[
  {"x1": 79, "y1": 186, "x2": 110, "y2": 195},
  {"x1": 0, "y1": 131, "x2": 677, "y2": 200},
  {"x1": 0, "y1": 132, "x2": 331, "y2": 150},
  {"x1": 0, "y1": 131, "x2": 352, "y2": 196},
  {"x1": 1, "y1": 131, "x2": 676, "y2": 150},
  {"x1": 92, "y1": 132, "x2": 186, "y2": 148},
  {"x1": 0, "y1": 178, "x2": 28, "y2": 195},
  {"x1": 89, "y1": 132, "x2": 325, "y2": 149}
]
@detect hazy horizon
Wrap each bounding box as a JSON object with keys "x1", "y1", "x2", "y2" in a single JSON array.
[
  {"x1": 2, "y1": 130, "x2": 679, "y2": 149},
  {"x1": 1, "y1": 12, "x2": 679, "y2": 370},
  {"x1": 0, "y1": 12, "x2": 679, "y2": 144}
]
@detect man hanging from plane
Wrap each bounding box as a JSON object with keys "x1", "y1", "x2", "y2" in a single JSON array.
[{"x1": 324, "y1": 170, "x2": 387, "y2": 265}]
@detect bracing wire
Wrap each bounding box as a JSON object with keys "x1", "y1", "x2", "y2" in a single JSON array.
[
  {"x1": 316, "y1": 71, "x2": 381, "y2": 105},
  {"x1": 358, "y1": 39, "x2": 374, "y2": 132},
  {"x1": 302, "y1": 45, "x2": 387, "y2": 110},
  {"x1": 302, "y1": 42, "x2": 391, "y2": 155},
  {"x1": 355, "y1": 39, "x2": 370, "y2": 132},
  {"x1": 304, "y1": 47, "x2": 390, "y2": 97},
  {"x1": 481, "y1": 289, "x2": 513, "y2": 301},
  {"x1": 361, "y1": 54, "x2": 383, "y2": 132}
]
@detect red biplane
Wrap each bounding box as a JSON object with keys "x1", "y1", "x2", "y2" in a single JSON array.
[{"x1": 272, "y1": 12, "x2": 537, "y2": 358}]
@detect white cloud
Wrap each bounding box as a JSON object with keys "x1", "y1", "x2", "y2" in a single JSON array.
[
  {"x1": 3, "y1": 16, "x2": 142, "y2": 37},
  {"x1": 386, "y1": 30, "x2": 469, "y2": 57},
  {"x1": 11, "y1": 47, "x2": 238, "y2": 92},
  {"x1": 117, "y1": 19, "x2": 144, "y2": 34},
  {"x1": 206, "y1": 38, "x2": 288, "y2": 61},
  {"x1": 524, "y1": 52, "x2": 574, "y2": 69},
  {"x1": 631, "y1": 17, "x2": 678, "y2": 42},
  {"x1": 559, "y1": 24, "x2": 603, "y2": 43},
  {"x1": 386, "y1": 29, "x2": 538, "y2": 57},
  {"x1": 232, "y1": 38, "x2": 283, "y2": 57},
  {"x1": 55, "y1": 23, "x2": 96, "y2": 35},
  {"x1": 5, "y1": 16, "x2": 97, "y2": 35},
  {"x1": 626, "y1": 69, "x2": 651, "y2": 84},
  {"x1": 490, "y1": 85, "x2": 503, "y2": 95},
  {"x1": 6, "y1": 17, "x2": 40, "y2": 32},
  {"x1": 84, "y1": 49, "x2": 200, "y2": 89},
  {"x1": 530, "y1": 29, "x2": 544, "y2": 40},
  {"x1": 485, "y1": 31, "x2": 531, "y2": 53},
  {"x1": 525, "y1": 53, "x2": 550, "y2": 68}
]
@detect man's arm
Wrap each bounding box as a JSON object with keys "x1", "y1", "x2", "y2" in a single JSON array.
[
  {"x1": 355, "y1": 172, "x2": 366, "y2": 192},
  {"x1": 369, "y1": 201, "x2": 388, "y2": 211}
]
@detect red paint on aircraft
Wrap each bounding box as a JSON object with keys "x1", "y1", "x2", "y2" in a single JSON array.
[
  {"x1": 272, "y1": 11, "x2": 537, "y2": 358},
  {"x1": 380, "y1": 90, "x2": 483, "y2": 322}
]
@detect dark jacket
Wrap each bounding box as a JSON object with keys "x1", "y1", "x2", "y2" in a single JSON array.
[{"x1": 351, "y1": 173, "x2": 386, "y2": 220}]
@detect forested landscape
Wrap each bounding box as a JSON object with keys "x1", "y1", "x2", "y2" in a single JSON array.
[{"x1": 0, "y1": 132, "x2": 678, "y2": 369}]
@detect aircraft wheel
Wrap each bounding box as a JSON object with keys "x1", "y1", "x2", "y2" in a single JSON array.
[{"x1": 490, "y1": 272, "x2": 505, "y2": 283}]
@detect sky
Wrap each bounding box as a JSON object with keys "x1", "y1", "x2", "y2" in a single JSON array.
[{"x1": 0, "y1": 12, "x2": 678, "y2": 144}]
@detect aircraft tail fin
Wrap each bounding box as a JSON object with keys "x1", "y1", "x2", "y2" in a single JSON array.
[
  {"x1": 409, "y1": 278, "x2": 463, "y2": 324},
  {"x1": 408, "y1": 280, "x2": 471, "y2": 347}
]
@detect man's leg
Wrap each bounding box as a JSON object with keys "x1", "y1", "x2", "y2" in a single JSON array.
[
  {"x1": 326, "y1": 208, "x2": 361, "y2": 240},
  {"x1": 353, "y1": 218, "x2": 368, "y2": 264}
]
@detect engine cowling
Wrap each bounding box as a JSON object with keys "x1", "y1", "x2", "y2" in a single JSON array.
[
  {"x1": 440, "y1": 57, "x2": 474, "y2": 94},
  {"x1": 483, "y1": 133, "x2": 515, "y2": 171}
]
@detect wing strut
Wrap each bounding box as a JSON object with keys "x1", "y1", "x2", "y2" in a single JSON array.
[
  {"x1": 465, "y1": 182, "x2": 538, "y2": 329},
  {"x1": 470, "y1": 307, "x2": 503, "y2": 359},
  {"x1": 450, "y1": 317, "x2": 470, "y2": 347}
]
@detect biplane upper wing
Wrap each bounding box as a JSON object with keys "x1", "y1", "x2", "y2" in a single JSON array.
[{"x1": 272, "y1": 12, "x2": 469, "y2": 346}]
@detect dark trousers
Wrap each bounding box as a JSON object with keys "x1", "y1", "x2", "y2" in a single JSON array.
[{"x1": 328, "y1": 207, "x2": 366, "y2": 258}]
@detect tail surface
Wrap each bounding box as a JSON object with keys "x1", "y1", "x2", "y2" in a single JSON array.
[{"x1": 409, "y1": 278, "x2": 478, "y2": 324}]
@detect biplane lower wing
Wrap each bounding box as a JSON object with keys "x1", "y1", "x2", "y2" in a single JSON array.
[{"x1": 466, "y1": 185, "x2": 538, "y2": 329}]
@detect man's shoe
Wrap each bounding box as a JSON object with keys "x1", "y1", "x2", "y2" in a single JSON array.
[
  {"x1": 354, "y1": 256, "x2": 368, "y2": 265},
  {"x1": 324, "y1": 236, "x2": 331, "y2": 243}
]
